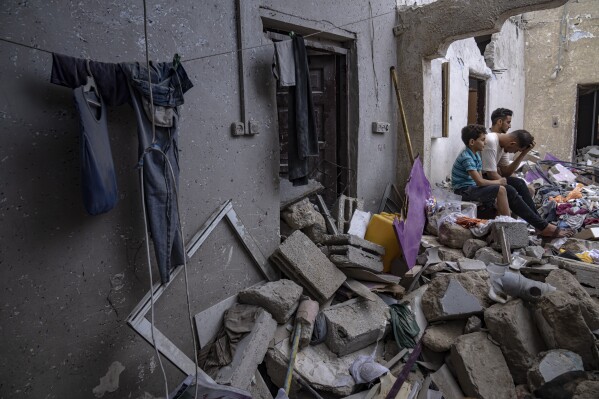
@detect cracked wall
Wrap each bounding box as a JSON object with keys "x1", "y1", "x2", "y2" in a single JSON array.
[
  {"x1": 394, "y1": 0, "x2": 568, "y2": 186},
  {"x1": 0, "y1": 0, "x2": 400, "y2": 397},
  {"x1": 428, "y1": 19, "x2": 527, "y2": 185},
  {"x1": 523, "y1": 0, "x2": 599, "y2": 161}
]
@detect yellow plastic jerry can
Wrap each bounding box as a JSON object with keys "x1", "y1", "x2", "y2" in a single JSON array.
[{"x1": 364, "y1": 212, "x2": 402, "y2": 273}]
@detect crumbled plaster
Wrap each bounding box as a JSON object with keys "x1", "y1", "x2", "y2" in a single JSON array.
[{"x1": 92, "y1": 361, "x2": 125, "y2": 398}]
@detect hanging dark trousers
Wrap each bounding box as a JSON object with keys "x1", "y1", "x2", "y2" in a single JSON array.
[
  {"x1": 51, "y1": 53, "x2": 193, "y2": 283},
  {"x1": 287, "y1": 35, "x2": 318, "y2": 186}
]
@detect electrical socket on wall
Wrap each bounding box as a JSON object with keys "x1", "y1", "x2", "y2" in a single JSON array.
[{"x1": 372, "y1": 122, "x2": 390, "y2": 134}]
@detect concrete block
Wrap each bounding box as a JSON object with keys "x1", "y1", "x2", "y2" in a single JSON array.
[
  {"x1": 329, "y1": 246, "x2": 384, "y2": 273},
  {"x1": 422, "y1": 320, "x2": 465, "y2": 352},
  {"x1": 527, "y1": 350, "x2": 584, "y2": 392},
  {"x1": 322, "y1": 234, "x2": 385, "y2": 256},
  {"x1": 420, "y1": 235, "x2": 441, "y2": 250},
  {"x1": 450, "y1": 332, "x2": 517, "y2": 399},
  {"x1": 323, "y1": 297, "x2": 389, "y2": 356},
  {"x1": 430, "y1": 364, "x2": 465, "y2": 399},
  {"x1": 238, "y1": 279, "x2": 303, "y2": 324},
  {"x1": 194, "y1": 294, "x2": 238, "y2": 349},
  {"x1": 438, "y1": 221, "x2": 474, "y2": 249},
  {"x1": 333, "y1": 195, "x2": 364, "y2": 234},
  {"x1": 270, "y1": 231, "x2": 346, "y2": 303},
  {"x1": 474, "y1": 247, "x2": 504, "y2": 264},
  {"x1": 533, "y1": 291, "x2": 599, "y2": 370},
  {"x1": 457, "y1": 258, "x2": 486, "y2": 272},
  {"x1": 421, "y1": 272, "x2": 492, "y2": 322},
  {"x1": 248, "y1": 370, "x2": 273, "y2": 399},
  {"x1": 215, "y1": 307, "x2": 277, "y2": 390},
  {"x1": 490, "y1": 222, "x2": 529, "y2": 250},
  {"x1": 484, "y1": 299, "x2": 546, "y2": 384},
  {"x1": 545, "y1": 269, "x2": 599, "y2": 330},
  {"x1": 462, "y1": 238, "x2": 487, "y2": 258},
  {"x1": 524, "y1": 246, "x2": 545, "y2": 259},
  {"x1": 464, "y1": 315, "x2": 482, "y2": 334},
  {"x1": 302, "y1": 211, "x2": 327, "y2": 244},
  {"x1": 265, "y1": 339, "x2": 383, "y2": 397},
  {"x1": 438, "y1": 246, "x2": 466, "y2": 262},
  {"x1": 281, "y1": 198, "x2": 321, "y2": 230}
]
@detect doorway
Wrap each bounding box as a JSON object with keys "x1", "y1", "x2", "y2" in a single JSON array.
[
  {"x1": 575, "y1": 84, "x2": 599, "y2": 150},
  {"x1": 272, "y1": 35, "x2": 350, "y2": 207},
  {"x1": 468, "y1": 76, "x2": 486, "y2": 126}
]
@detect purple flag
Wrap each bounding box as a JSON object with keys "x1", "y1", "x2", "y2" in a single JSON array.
[{"x1": 393, "y1": 158, "x2": 431, "y2": 270}]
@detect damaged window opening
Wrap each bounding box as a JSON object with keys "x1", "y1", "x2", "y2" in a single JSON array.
[
  {"x1": 467, "y1": 76, "x2": 486, "y2": 126},
  {"x1": 575, "y1": 84, "x2": 599, "y2": 152},
  {"x1": 266, "y1": 29, "x2": 352, "y2": 209}
]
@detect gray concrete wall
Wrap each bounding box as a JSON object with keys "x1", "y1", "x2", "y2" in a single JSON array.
[
  {"x1": 428, "y1": 19, "x2": 527, "y2": 185},
  {"x1": 0, "y1": 0, "x2": 399, "y2": 397},
  {"x1": 523, "y1": 0, "x2": 599, "y2": 161}
]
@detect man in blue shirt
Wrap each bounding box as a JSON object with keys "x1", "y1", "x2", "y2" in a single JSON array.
[{"x1": 451, "y1": 125, "x2": 570, "y2": 238}]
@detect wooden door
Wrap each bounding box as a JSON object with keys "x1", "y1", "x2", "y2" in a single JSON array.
[{"x1": 277, "y1": 53, "x2": 338, "y2": 205}]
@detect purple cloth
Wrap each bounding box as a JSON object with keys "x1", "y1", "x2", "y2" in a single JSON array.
[
  {"x1": 556, "y1": 203, "x2": 589, "y2": 216},
  {"x1": 525, "y1": 170, "x2": 543, "y2": 183},
  {"x1": 393, "y1": 158, "x2": 431, "y2": 270},
  {"x1": 544, "y1": 152, "x2": 566, "y2": 166}
]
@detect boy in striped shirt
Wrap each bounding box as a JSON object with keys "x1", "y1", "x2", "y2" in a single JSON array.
[
  {"x1": 451, "y1": 124, "x2": 510, "y2": 216},
  {"x1": 451, "y1": 124, "x2": 571, "y2": 237}
]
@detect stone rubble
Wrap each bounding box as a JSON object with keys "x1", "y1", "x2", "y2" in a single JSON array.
[{"x1": 203, "y1": 187, "x2": 599, "y2": 399}]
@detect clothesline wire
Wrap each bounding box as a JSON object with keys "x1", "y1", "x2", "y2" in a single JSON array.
[{"x1": 0, "y1": 5, "x2": 397, "y2": 64}]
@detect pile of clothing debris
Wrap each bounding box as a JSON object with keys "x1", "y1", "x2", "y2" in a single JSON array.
[{"x1": 185, "y1": 164, "x2": 599, "y2": 399}]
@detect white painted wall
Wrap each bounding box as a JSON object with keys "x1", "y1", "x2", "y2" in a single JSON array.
[{"x1": 427, "y1": 18, "x2": 527, "y2": 185}]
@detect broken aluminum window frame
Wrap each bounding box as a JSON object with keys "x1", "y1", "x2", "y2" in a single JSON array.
[{"x1": 126, "y1": 199, "x2": 278, "y2": 377}]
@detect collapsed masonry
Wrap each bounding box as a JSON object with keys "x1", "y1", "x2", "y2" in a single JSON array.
[{"x1": 188, "y1": 177, "x2": 599, "y2": 399}]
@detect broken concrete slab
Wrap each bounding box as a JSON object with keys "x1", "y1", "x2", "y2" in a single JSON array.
[
  {"x1": 533, "y1": 291, "x2": 599, "y2": 370},
  {"x1": 238, "y1": 279, "x2": 303, "y2": 324},
  {"x1": 270, "y1": 230, "x2": 346, "y2": 303},
  {"x1": 430, "y1": 364, "x2": 465, "y2": 399},
  {"x1": 329, "y1": 246, "x2": 384, "y2": 273},
  {"x1": 420, "y1": 235, "x2": 441, "y2": 249},
  {"x1": 458, "y1": 258, "x2": 486, "y2": 272},
  {"x1": 450, "y1": 332, "x2": 517, "y2": 399},
  {"x1": 462, "y1": 238, "x2": 487, "y2": 258},
  {"x1": 280, "y1": 179, "x2": 323, "y2": 210},
  {"x1": 302, "y1": 212, "x2": 327, "y2": 244},
  {"x1": 421, "y1": 272, "x2": 492, "y2": 322},
  {"x1": 489, "y1": 221, "x2": 529, "y2": 250},
  {"x1": 194, "y1": 294, "x2": 238, "y2": 349},
  {"x1": 524, "y1": 246, "x2": 545, "y2": 259},
  {"x1": 323, "y1": 297, "x2": 389, "y2": 356},
  {"x1": 323, "y1": 234, "x2": 385, "y2": 256},
  {"x1": 281, "y1": 198, "x2": 322, "y2": 230},
  {"x1": 248, "y1": 370, "x2": 273, "y2": 399},
  {"x1": 265, "y1": 339, "x2": 383, "y2": 397},
  {"x1": 484, "y1": 299, "x2": 546, "y2": 384},
  {"x1": 547, "y1": 256, "x2": 599, "y2": 297},
  {"x1": 545, "y1": 269, "x2": 599, "y2": 330},
  {"x1": 215, "y1": 307, "x2": 277, "y2": 390},
  {"x1": 527, "y1": 350, "x2": 584, "y2": 393},
  {"x1": 422, "y1": 320, "x2": 466, "y2": 352},
  {"x1": 464, "y1": 315, "x2": 482, "y2": 334},
  {"x1": 333, "y1": 194, "x2": 364, "y2": 234},
  {"x1": 474, "y1": 247, "x2": 504, "y2": 265},
  {"x1": 438, "y1": 221, "x2": 474, "y2": 249},
  {"x1": 437, "y1": 246, "x2": 466, "y2": 262},
  {"x1": 340, "y1": 268, "x2": 401, "y2": 284}
]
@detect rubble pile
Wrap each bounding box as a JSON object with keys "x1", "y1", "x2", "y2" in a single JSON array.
[{"x1": 195, "y1": 170, "x2": 599, "y2": 399}]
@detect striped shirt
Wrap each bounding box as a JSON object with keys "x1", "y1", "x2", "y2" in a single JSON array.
[{"x1": 452, "y1": 148, "x2": 482, "y2": 191}]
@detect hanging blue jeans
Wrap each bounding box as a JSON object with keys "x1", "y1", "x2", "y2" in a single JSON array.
[{"x1": 51, "y1": 53, "x2": 193, "y2": 283}]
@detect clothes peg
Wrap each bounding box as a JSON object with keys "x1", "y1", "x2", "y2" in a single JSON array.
[{"x1": 82, "y1": 59, "x2": 101, "y2": 107}]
